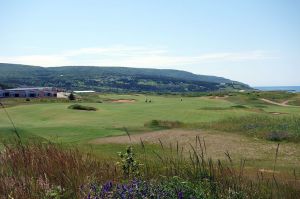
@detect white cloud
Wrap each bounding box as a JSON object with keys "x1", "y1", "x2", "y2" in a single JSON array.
[
  {"x1": 64, "y1": 46, "x2": 168, "y2": 57},
  {"x1": 0, "y1": 46, "x2": 276, "y2": 67},
  {"x1": 0, "y1": 55, "x2": 70, "y2": 66},
  {"x1": 195, "y1": 51, "x2": 275, "y2": 61}
]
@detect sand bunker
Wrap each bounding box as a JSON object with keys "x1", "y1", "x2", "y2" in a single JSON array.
[
  {"x1": 269, "y1": 112, "x2": 287, "y2": 115},
  {"x1": 258, "y1": 169, "x2": 279, "y2": 174},
  {"x1": 110, "y1": 99, "x2": 136, "y2": 103},
  {"x1": 207, "y1": 95, "x2": 229, "y2": 100}
]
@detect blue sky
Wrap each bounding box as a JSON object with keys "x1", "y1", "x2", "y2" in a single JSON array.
[{"x1": 0, "y1": 0, "x2": 299, "y2": 86}]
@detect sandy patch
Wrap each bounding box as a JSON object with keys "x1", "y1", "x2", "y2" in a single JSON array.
[
  {"x1": 89, "y1": 129, "x2": 300, "y2": 166},
  {"x1": 207, "y1": 95, "x2": 229, "y2": 100},
  {"x1": 269, "y1": 112, "x2": 287, "y2": 115},
  {"x1": 90, "y1": 130, "x2": 201, "y2": 145},
  {"x1": 110, "y1": 99, "x2": 136, "y2": 103},
  {"x1": 258, "y1": 169, "x2": 279, "y2": 174}
]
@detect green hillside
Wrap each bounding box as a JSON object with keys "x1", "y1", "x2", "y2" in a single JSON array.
[{"x1": 0, "y1": 63, "x2": 251, "y2": 92}]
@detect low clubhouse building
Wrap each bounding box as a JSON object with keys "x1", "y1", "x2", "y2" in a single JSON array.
[{"x1": 0, "y1": 87, "x2": 58, "y2": 98}]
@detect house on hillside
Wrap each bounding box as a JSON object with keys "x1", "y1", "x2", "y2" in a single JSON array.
[
  {"x1": 0, "y1": 87, "x2": 58, "y2": 98},
  {"x1": 0, "y1": 90, "x2": 4, "y2": 98}
]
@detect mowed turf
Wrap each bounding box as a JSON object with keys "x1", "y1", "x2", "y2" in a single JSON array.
[
  {"x1": 1, "y1": 94, "x2": 300, "y2": 144},
  {"x1": 0, "y1": 94, "x2": 246, "y2": 143}
]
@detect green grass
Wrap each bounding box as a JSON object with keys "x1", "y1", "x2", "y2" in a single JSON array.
[
  {"x1": 0, "y1": 94, "x2": 300, "y2": 136},
  {"x1": 1, "y1": 93, "x2": 300, "y2": 198},
  {"x1": 1, "y1": 93, "x2": 300, "y2": 168},
  {"x1": 0, "y1": 94, "x2": 245, "y2": 142},
  {"x1": 1, "y1": 93, "x2": 300, "y2": 144}
]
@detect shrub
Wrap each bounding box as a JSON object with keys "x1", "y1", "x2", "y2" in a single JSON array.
[
  {"x1": 231, "y1": 105, "x2": 248, "y2": 109},
  {"x1": 145, "y1": 120, "x2": 184, "y2": 129},
  {"x1": 117, "y1": 146, "x2": 141, "y2": 178},
  {"x1": 266, "y1": 131, "x2": 290, "y2": 141},
  {"x1": 68, "y1": 93, "x2": 76, "y2": 101},
  {"x1": 68, "y1": 104, "x2": 97, "y2": 111}
]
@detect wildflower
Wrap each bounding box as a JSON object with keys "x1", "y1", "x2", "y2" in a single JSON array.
[{"x1": 178, "y1": 191, "x2": 183, "y2": 199}]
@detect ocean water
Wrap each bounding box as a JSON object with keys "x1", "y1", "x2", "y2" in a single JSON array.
[{"x1": 255, "y1": 86, "x2": 300, "y2": 92}]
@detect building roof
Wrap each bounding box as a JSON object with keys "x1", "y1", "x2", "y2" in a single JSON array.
[
  {"x1": 73, "y1": 90, "x2": 95, "y2": 93},
  {"x1": 6, "y1": 87, "x2": 54, "y2": 91}
]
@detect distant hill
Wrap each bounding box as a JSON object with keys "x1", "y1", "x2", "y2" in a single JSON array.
[{"x1": 0, "y1": 63, "x2": 251, "y2": 93}]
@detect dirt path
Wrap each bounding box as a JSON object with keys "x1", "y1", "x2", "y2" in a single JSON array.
[
  {"x1": 260, "y1": 98, "x2": 291, "y2": 107},
  {"x1": 282, "y1": 100, "x2": 291, "y2": 105},
  {"x1": 90, "y1": 129, "x2": 300, "y2": 168}
]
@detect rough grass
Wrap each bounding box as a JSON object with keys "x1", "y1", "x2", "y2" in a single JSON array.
[
  {"x1": 256, "y1": 91, "x2": 297, "y2": 103},
  {"x1": 225, "y1": 91, "x2": 299, "y2": 106},
  {"x1": 144, "y1": 119, "x2": 184, "y2": 129},
  {"x1": 0, "y1": 97, "x2": 71, "y2": 108},
  {"x1": 0, "y1": 141, "x2": 119, "y2": 199},
  {"x1": 289, "y1": 98, "x2": 300, "y2": 106},
  {"x1": 89, "y1": 129, "x2": 300, "y2": 173},
  {"x1": 1, "y1": 140, "x2": 299, "y2": 198},
  {"x1": 202, "y1": 114, "x2": 300, "y2": 142}
]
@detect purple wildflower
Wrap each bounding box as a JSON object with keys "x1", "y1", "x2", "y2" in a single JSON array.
[{"x1": 178, "y1": 191, "x2": 183, "y2": 199}]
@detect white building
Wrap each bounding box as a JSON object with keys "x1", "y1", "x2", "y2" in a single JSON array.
[{"x1": 73, "y1": 90, "x2": 95, "y2": 93}]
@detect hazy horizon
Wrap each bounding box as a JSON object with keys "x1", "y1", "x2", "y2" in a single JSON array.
[{"x1": 1, "y1": 0, "x2": 299, "y2": 86}]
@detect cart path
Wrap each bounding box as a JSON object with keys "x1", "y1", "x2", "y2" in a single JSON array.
[{"x1": 260, "y1": 98, "x2": 291, "y2": 107}]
